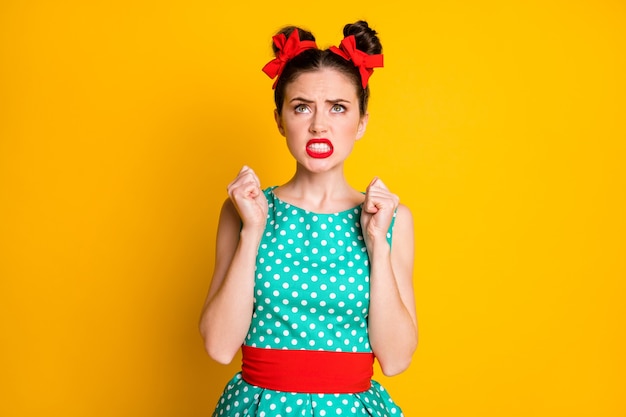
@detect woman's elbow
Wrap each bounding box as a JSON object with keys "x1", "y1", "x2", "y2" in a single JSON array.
[
  {"x1": 202, "y1": 336, "x2": 238, "y2": 365},
  {"x1": 199, "y1": 324, "x2": 238, "y2": 365},
  {"x1": 379, "y1": 354, "x2": 414, "y2": 376},
  {"x1": 378, "y1": 339, "x2": 418, "y2": 376},
  {"x1": 207, "y1": 346, "x2": 237, "y2": 365}
]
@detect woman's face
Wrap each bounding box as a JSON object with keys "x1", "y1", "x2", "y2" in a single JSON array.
[{"x1": 275, "y1": 68, "x2": 368, "y2": 174}]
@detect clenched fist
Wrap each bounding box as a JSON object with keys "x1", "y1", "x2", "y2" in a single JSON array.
[
  {"x1": 226, "y1": 166, "x2": 268, "y2": 233},
  {"x1": 360, "y1": 177, "x2": 399, "y2": 248}
]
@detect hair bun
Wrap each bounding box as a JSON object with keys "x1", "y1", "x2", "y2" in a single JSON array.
[
  {"x1": 272, "y1": 26, "x2": 316, "y2": 56},
  {"x1": 342, "y1": 20, "x2": 382, "y2": 55}
]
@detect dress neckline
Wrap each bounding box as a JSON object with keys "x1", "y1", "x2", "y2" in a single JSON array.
[{"x1": 268, "y1": 187, "x2": 363, "y2": 216}]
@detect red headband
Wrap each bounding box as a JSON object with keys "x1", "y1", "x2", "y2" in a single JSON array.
[
  {"x1": 262, "y1": 30, "x2": 318, "y2": 89},
  {"x1": 329, "y1": 35, "x2": 384, "y2": 88}
]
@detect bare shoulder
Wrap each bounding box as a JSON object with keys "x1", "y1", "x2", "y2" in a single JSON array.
[
  {"x1": 218, "y1": 197, "x2": 241, "y2": 226},
  {"x1": 220, "y1": 196, "x2": 236, "y2": 214},
  {"x1": 395, "y1": 203, "x2": 414, "y2": 230},
  {"x1": 214, "y1": 197, "x2": 242, "y2": 260},
  {"x1": 391, "y1": 203, "x2": 415, "y2": 261},
  {"x1": 206, "y1": 198, "x2": 242, "y2": 299}
]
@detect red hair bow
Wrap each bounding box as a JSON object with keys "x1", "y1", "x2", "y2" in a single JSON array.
[
  {"x1": 329, "y1": 35, "x2": 384, "y2": 88},
  {"x1": 262, "y1": 30, "x2": 318, "y2": 88}
]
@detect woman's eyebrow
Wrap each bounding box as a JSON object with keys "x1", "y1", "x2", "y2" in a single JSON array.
[
  {"x1": 289, "y1": 97, "x2": 313, "y2": 103},
  {"x1": 289, "y1": 97, "x2": 352, "y2": 104},
  {"x1": 326, "y1": 98, "x2": 351, "y2": 104}
]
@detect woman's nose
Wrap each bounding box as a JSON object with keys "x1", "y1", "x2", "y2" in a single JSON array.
[{"x1": 309, "y1": 113, "x2": 328, "y2": 134}]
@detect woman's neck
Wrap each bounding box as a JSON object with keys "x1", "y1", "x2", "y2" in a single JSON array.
[{"x1": 274, "y1": 167, "x2": 364, "y2": 213}]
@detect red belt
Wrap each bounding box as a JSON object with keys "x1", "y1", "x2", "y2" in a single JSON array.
[{"x1": 241, "y1": 345, "x2": 374, "y2": 393}]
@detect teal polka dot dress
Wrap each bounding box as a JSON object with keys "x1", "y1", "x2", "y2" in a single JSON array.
[{"x1": 212, "y1": 187, "x2": 403, "y2": 417}]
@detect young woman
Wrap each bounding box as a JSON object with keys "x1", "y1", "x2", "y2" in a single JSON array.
[{"x1": 200, "y1": 20, "x2": 417, "y2": 416}]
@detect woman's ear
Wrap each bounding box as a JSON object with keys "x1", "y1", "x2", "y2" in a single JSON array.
[
  {"x1": 274, "y1": 109, "x2": 286, "y2": 136},
  {"x1": 356, "y1": 112, "x2": 369, "y2": 140}
]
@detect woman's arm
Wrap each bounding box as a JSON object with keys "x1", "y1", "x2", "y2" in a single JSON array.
[
  {"x1": 199, "y1": 167, "x2": 267, "y2": 364},
  {"x1": 361, "y1": 179, "x2": 418, "y2": 376}
]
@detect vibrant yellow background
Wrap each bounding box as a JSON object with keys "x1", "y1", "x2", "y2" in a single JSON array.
[{"x1": 1, "y1": 0, "x2": 624, "y2": 416}]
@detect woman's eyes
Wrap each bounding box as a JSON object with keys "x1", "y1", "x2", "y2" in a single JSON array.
[
  {"x1": 294, "y1": 104, "x2": 310, "y2": 113},
  {"x1": 294, "y1": 104, "x2": 346, "y2": 113}
]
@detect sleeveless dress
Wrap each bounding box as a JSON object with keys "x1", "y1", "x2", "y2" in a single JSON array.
[{"x1": 212, "y1": 187, "x2": 403, "y2": 417}]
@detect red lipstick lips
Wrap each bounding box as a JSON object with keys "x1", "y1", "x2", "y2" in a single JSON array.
[{"x1": 306, "y1": 139, "x2": 334, "y2": 158}]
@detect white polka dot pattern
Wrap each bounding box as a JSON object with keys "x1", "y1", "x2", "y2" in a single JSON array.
[
  {"x1": 212, "y1": 373, "x2": 403, "y2": 417},
  {"x1": 248, "y1": 188, "x2": 372, "y2": 352},
  {"x1": 212, "y1": 187, "x2": 402, "y2": 416}
]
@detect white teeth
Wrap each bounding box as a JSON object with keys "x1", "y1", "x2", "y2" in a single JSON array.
[{"x1": 308, "y1": 143, "x2": 331, "y2": 152}]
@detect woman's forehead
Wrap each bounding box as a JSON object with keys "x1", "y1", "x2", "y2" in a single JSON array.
[{"x1": 285, "y1": 69, "x2": 358, "y2": 99}]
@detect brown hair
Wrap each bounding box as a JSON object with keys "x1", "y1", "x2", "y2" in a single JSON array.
[{"x1": 271, "y1": 21, "x2": 383, "y2": 116}]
